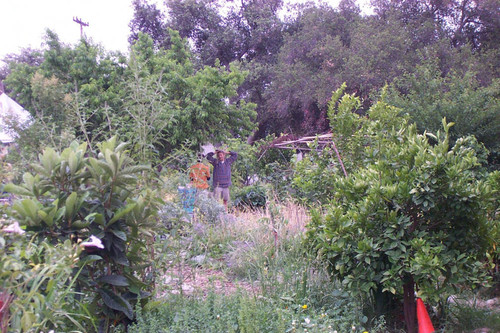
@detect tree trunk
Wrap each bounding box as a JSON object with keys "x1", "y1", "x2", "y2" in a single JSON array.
[{"x1": 403, "y1": 275, "x2": 417, "y2": 333}]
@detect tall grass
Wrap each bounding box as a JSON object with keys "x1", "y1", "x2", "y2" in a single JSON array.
[{"x1": 138, "y1": 195, "x2": 387, "y2": 332}]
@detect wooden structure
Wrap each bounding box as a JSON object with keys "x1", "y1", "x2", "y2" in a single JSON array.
[{"x1": 270, "y1": 133, "x2": 348, "y2": 177}]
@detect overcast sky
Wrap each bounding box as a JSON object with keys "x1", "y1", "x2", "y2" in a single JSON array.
[{"x1": 0, "y1": 0, "x2": 373, "y2": 65}]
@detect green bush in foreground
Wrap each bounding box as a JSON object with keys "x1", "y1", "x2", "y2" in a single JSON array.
[
  {"x1": 4, "y1": 137, "x2": 162, "y2": 332},
  {"x1": 128, "y1": 291, "x2": 385, "y2": 333},
  {"x1": 0, "y1": 229, "x2": 91, "y2": 332},
  {"x1": 305, "y1": 89, "x2": 498, "y2": 332}
]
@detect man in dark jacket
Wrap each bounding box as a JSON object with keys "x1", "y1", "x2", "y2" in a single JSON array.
[{"x1": 206, "y1": 147, "x2": 238, "y2": 210}]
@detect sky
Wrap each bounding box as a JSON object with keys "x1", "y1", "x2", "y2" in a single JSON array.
[{"x1": 0, "y1": 0, "x2": 373, "y2": 66}]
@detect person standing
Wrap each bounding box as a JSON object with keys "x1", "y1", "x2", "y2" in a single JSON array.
[
  {"x1": 189, "y1": 154, "x2": 211, "y2": 190},
  {"x1": 206, "y1": 147, "x2": 238, "y2": 210}
]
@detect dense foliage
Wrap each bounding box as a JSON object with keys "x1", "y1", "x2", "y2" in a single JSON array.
[
  {"x1": 4, "y1": 137, "x2": 162, "y2": 331},
  {"x1": 0, "y1": 0, "x2": 499, "y2": 331},
  {"x1": 301, "y1": 90, "x2": 499, "y2": 332},
  {"x1": 385, "y1": 60, "x2": 500, "y2": 165},
  {"x1": 2, "y1": 29, "x2": 256, "y2": 168},
  {"x1": 125, "y1": 0, "x2": 500, "y2": 142}
]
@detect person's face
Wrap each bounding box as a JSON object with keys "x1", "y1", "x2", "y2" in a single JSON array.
[{"x1": 217, "y1": 151, "x2": 225, "y2": 160}]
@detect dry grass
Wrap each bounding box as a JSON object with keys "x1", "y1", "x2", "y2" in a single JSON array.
[
  {"x1": 229, "y1": 200, "x2": 310, "y2": 247},
  {"x1": 157, "y1": 200, "x2": 312, "y2": 298}
]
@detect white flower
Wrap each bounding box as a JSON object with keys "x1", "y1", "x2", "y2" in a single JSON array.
[
  {"x1": 304, "y1": 317, "x2": 311, "y2": 324},
  {"x1": 2, "y1": 221, "x2": 25, "y2": 234},
  {"x1": 81, "y1": 235, "x2": 104, "y2": 249}
]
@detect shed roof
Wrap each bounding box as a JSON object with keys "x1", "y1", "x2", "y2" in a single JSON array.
[{"x1": 0, "y1": 92, "x2": 31, "y2": 143}]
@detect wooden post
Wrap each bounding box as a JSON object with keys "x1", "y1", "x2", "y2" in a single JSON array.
[{"x1": 73, "y1": 17, "x2": 89, "y2": 38}]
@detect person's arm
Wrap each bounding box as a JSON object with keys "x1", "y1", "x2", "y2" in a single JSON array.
[
  {"x1": 227, "y1": 151, "x2": 238, "y2": 163},
  {"x1": 206, "y1": 152, "x2": 216, "y2": 164}
]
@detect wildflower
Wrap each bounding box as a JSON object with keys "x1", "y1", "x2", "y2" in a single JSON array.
[
  {"x1": 80, "y1": 235, "x2": 104, "y2": 249},
  {"x1": 216, "y1": 314, "x2": 220, "y2": 320},
  {"x1": 302, "y1": 304, "x2": 308, "y2": 309},
  {"x1": 352, "y1": 326, "x2": 356, "y2": 331},
  {"x1": 2, "y1": 221, "x2": 25, "y2": 234},
  {"x1": 304, "y1": 318, "x2": 310, "y2": 324}
]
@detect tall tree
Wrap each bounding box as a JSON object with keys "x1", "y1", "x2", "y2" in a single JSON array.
[
  {"x1": 267, "y1": 3, "x2": 363, "y2": 135},
  {"x1": 385, "y1": 59, "x2": 500, "y2": 165},
  {"x1": 129, "y1": 0, "x2": 170, "y2": 50},
  {"x1": 120, "y1": 31, "x2": 257, "y2": 160}
]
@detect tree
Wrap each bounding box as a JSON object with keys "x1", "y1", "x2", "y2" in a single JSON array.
[
  {"x1": 304, "y1": 89, "x2": 498, "y2": 332},
  {"x1": 267, "y1": 3, "x2": 359, "y2": 135},
  {"x1": 119, "y1": 31, "x2": 257, "y2": 160},
  {"x1": 385, "y1": 59, "x2": 500, "y2": 166},
  {"x1": 371, "y1": 0, "x2": 500, "y2": 52},
  {"x1": 129, "y1": 0, "x2": 170, "y2": 50},
  {"x1": 162, "y1": 0, "x2": 284, "y2": 141},
  {"x1": 0, "y1": 47, "x2": 43, "y2": 88}
]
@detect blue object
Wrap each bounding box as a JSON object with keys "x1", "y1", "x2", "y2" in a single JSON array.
[{"x1": 178, "y1": 186, "x2": 197, "y2": 214}]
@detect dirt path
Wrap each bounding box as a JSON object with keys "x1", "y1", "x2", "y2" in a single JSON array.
[{"x1": 158, "y1": 263, "x2": 259, "y2": 298}]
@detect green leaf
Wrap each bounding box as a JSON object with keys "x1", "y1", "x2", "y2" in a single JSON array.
[
  {"x1": 37, "y1": 204, "x2": 60, "y2": 227},
  {"x1": 65, "y1": 192, "x2": 78, "y2": 218},
  {"x1": 14, "y1": 199, "x2": 42, "y2": 224},
  {"x1": 85, "y1": 212, "x2": 105, "y2": 226},
  {"x1": 107, "y1": 203, "x2": 137, "y2": 226},
  {"x1": 3, "y1": 183, "x2": 32, "y2": 196},
  {"x1": 111, "y1": 229, "x2": 127, "y2": 241},
  {"x1": 72, "y1": 220, "x2": 91, "y2": 229},
  {"x1": 81, "y1": 254, "x2": 103, "y2": 264},
  {"x1": 96, "y1": 159, "x2": 114, "y2": 177},
  {"x1": 97, "y1": 274, "x2": 129, "y2": 287},
  {"x1": 21, "y1": 311, "x2": 36, "y2": 332},
  {"x1": 98, "y1": 288, "x2": 134, "y2": 320}
]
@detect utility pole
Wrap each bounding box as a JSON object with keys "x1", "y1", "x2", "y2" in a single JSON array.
[{"x1": 73, "y1": 17, "x2": 89, "y2": 38}]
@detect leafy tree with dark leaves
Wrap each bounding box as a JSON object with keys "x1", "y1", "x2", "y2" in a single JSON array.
[
  {"x1": 385, "y1": 59, "x2": 500, "y2": 166},
  {"x1": 129, "y1": 0, "x2": 170, "y2": 50}
]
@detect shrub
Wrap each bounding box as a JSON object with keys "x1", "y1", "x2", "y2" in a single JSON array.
[
  {"x1": 4, "y1": 137, "x2": 162, "y2": 331},
  {"x1": 232, "y1": 183, "x2": 269, "y2": 209},
  {"x1": 304, "y1": 89, "x2": 498, "y2": 332},
  {"x1": 0, "y1": 226, "x2": 92, "y2": 332}
]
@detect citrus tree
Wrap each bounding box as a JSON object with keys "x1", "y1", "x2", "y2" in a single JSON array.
[{"x1": 303, "y1": 90, "x2": 499, "y2": 332}]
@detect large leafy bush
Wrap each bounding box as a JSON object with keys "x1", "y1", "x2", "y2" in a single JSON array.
[
  {"x1": 0, "y1": 229, "x2": 89, "y2": 332},
  {"x1": 5, "y1": 137, "x2": 162, "y2": 331},
  {"x1": 303, "y1": 90, "x2": 499, "y2": 332}
]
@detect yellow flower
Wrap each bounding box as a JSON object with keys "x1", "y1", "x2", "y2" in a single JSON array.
[{"x1": 302, "y1": 304, "x2": 308, "y2": 309}]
